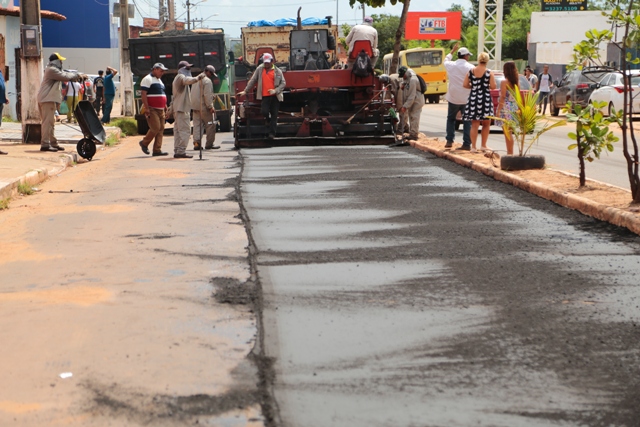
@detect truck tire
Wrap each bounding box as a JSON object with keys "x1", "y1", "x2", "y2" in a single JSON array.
[
  {"x1": 218, "y1": 110, "x2": 232, "y2": 132},
  {"x1": 136, "y1": 116, "x2": 149, "y2": 134},
  {"x1": 429, "y1": 95, "x2": 440, "y2": 104}
]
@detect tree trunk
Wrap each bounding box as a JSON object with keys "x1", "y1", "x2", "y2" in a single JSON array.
[
  {"x1": 621, "y1": 0, "x2": 640, "y2": 201},
  {"x1": 578, "y1": 138, "x2": 586, "y2": 187},
  {"x1": 389, "y1": 0, "x2": 410, "y2": 75}
]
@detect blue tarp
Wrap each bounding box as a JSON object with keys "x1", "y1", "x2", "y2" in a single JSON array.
[{"x1": 247, "y1": 17, "x2": 329, "y2": 27}]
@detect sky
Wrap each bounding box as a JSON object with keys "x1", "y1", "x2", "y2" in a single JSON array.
[{"x1": 131, "y1": 0, "x2": 471, "y2": 38}]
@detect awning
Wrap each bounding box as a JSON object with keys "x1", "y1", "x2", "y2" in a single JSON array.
[{"x1": 0, "y1": 6, "x2": 66, "y2": 21}]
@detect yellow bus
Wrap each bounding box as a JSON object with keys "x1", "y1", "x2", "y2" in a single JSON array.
[{"x1": 383, "y1": 47, "x2": 447, "y2": 104}]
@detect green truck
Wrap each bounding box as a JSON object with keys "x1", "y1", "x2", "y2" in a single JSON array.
[{"x1": 129, "y1": 29, "x2": 232, "y2": 134}]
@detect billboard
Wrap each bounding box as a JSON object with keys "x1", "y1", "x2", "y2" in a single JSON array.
[
  {"x1": 541, "y1": 0, "x2": 587, "y2": 11},
  {"x1": 405, "y1": 12, "x2": 462, "y2": 40}
]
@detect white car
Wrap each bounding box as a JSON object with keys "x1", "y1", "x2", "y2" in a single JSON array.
[{"x1": 588, "y1": 71, "x2": 640, "y2": 116}]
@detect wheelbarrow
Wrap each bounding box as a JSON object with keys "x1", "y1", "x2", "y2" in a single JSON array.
[{"x1": 73, "y1": 100, "x2": 106, "y2": 161}]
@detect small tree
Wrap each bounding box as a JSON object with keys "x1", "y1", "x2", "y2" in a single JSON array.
[
  {"x1": 565, "y1": 101, "x2": 620, "y2": 186},
  {"x1": 569, "y1": 2, "x2": 640, "y2": 202}
]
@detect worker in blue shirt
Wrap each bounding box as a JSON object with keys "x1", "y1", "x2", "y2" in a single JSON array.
[
  {"x1": 101, "y1": 66, "x2": 118, "y2": 124},
  {"x1": 0, "y1": 69, "x2": 9, "y2": 127}
]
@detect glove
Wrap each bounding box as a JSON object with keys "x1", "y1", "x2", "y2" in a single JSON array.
[
  {"x1": 268, "y1": 89, "x2": 276, "y2": 95},
  {"x1": 237, "y1": 91, "x2": 246, "y2": 96}
]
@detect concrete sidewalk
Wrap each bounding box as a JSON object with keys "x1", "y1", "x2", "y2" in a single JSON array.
[{"x1": 0, "y1": 122, "x2": 121, "y2": 200}]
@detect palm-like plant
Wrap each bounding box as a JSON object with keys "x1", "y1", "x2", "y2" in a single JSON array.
[{"x1": 498, "y1": 86, "x2": 566, "y2": 156}]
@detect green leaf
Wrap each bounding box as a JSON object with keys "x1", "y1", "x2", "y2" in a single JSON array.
[
  {"x1": 568, "y1": 143, "x2": 578, "y2": 150},
  {"x1": 568, "y1": 133, "x2": 578, "y2": 141}
]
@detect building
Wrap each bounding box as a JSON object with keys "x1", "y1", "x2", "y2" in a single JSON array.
[{"x1": 0, "y1": 1, "x2": 66, "y2": 120}]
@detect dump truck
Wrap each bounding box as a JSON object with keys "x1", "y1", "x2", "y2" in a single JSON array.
[
  {"x1": 129, "y1": 29, "x2": 232, "y2": 134},
  {"x1": 233, "y1": 17, "x2": 395, "y2": 147}
]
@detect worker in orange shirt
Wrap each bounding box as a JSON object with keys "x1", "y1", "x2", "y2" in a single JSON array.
[{"x1": 237, "y1": 53, "x2": 286, "y2": 139}]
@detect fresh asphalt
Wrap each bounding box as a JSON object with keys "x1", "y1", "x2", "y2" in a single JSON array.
[{"x1": 240, "y1": 145, "x2": 640, "y2": 426}]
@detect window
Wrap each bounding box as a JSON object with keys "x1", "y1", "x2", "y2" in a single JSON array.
[{"x1": 406, "y1": 50, "x2": 442, "y2": 68}]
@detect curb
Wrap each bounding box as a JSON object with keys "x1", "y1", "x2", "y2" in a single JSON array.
[
  {"x1": 410, "y1": 140, "x2": 640, "y2": 236},
  {"x1": 0, "y1": 152, "x2": 77, "y2": 201}
]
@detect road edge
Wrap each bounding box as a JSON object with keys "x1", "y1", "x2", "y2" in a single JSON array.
[
  {"x1": 409, "y1": 140, "x2": 640, "y2": 236},
  {"x1": 0, "y1": 153, "x2": 77, "y2": 201}
]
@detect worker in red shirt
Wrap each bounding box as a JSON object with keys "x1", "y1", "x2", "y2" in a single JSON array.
[{"x1": 237, "y1": 53, "x2": 286, "y2": 139}]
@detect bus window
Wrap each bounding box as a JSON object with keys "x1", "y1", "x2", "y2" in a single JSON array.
[{"x1": 406, "y1": 50, "x2": 443, "y2": 68}]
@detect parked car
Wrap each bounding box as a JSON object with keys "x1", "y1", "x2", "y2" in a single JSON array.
[
  {"x1": 456, "y1": 72, "x2": 532, "y2": 129},
  {"x1": 588, "y1": 70, "x2": 640, "y2": 116},
  {"x1": 548, "y1": 68, "x2": 606, "y2": 116}
]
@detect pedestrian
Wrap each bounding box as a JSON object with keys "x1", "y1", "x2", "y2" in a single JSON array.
[
  {"x1": 171, "y1": 60, "x2": 206, "y2": 158},
  {"x1": 399, "y1": 66, "x2": 424, "y2": 141},
  {"x1": 37, "y1": 53, "x2": 84, "y2": 152},
  {"x1": 536, "y1": 64, "x2": 554, "y2": 115},
  {"x1": 101, "y1": 66, "x2": 118, "y2": 124},
  {"x1": 139, "y1": 63, "x2": 169, "y2": 157},
  {"x1": 444, "y1": 42, "x2": 474, "y2": 150},
  {"x1": 462, "y1": 52, "x2": 496, "y2": 152},
  {"x1": 345, "y1": 16, "x2": 379, "y2": 68},
  {"x1": 497, "y1": 61, "x2": 520, "y2": 155},
  {"x1": 237, "y1": 53, "x2": 286, "y2": 140},
  {"x1": 93, "y1": 70, "x2": 105, "y2": 117},
  {"x1": 0, "y1": 68, "x2": 9, "y2": 128},
  {"x1": 65, "y1": 79, "x2": 83, "y2": 123},
  {"x1": 525, "y1": 66, "x2": 538, "y2": 93},
  {"x1": 191, "y1": 65, "x2": 219, "y2": 150}
]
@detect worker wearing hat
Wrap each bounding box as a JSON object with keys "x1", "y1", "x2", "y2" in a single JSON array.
[
  {"x1": 139, "y1": 62, "x2": 170, "y2": 157},
  {"x1": 399, "y1": 66, "x2": 424, "y2": 141},
  {"x1": 345, "y1": 16, "x2": 379, "y2": 69},
  {"x1": 37, "y1": 53, "x2": 85, "y2": 152},
  {"x1": 237, "y1": 53, "x2": 286, "y2": 139},
  {"x1": 172, "y1": 60, "x2": 206, "y2": 158},
  {"x1": 191, "y1": 65, "x2": 219, "y2": 150}
]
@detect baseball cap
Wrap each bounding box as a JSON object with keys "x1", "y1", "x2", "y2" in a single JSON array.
[
  {"x1": 262, "y1": 53, "x2": 273, "y2": 63},
  {"x1": 49, "y1": 52, "x2": 66, "y2": 61},
  {"x1": 398, "y1": 66, "x2": 408, "y2": 77},
  {"x1": 204, "y1": 65, "x2": 217, "y2": 76},
  {"x1": 458, "y1": 47, "x2": 472, "y2": 56},
  {"x1": 178, "y1": 60, "x2": 193, "y2": 69},
  {"x1": 364, "y1": 16, "x2": 374, "y2": 24},
  {"x1": 152, "y1": 62, "x2": 169, "y2": 70}
]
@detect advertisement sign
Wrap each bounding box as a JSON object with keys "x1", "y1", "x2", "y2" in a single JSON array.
[
  {"x1": 405, "y1": 12, "x2": 462, "y2": 40},
  {"x1": 541, "y1": 0, "x2": 587, "y2": 11}
]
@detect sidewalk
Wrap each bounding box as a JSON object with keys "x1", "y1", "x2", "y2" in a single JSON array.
[{"x1": 0, "y1": 121, "x2": 121, "y2": 200}]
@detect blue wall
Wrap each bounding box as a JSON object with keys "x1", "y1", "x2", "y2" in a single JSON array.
[{"x1": 16, "y1": 0, "x2": 116, "y2": 49}]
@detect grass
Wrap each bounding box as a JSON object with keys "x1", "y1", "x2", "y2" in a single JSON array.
[
  {"x1": 0, "y1": 198, "x2": 9, "y2": 210},
  {"x1": 110, "y1": 118, "x2": 138, "y2": 136},
  {"x1": 1, "y1": 115, "x2": 19, "y2": 123},
  {"x1": 17, "y1": 183, "x2": 34, "y2": 196},
  {"x1": 105, "y1": 133, "x2": 119, "y2": 147}
]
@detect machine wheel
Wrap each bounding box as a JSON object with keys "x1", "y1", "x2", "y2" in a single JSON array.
[
  {"x1": 76, "y1": 138, "x2": 96, "y2": 161},
  {"x1": 137, "y1": 116, "x2": 149, "y2": 134},
  {"x1": 550, "y1": 99, "x2": 559, "y2": 117},
  {"x1": 218, "y1": 111, "x2": 232, "y2": 132}
]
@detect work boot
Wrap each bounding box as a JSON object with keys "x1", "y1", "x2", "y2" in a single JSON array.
[
  {"x1": 193, "y1": 142, "x2": 202, "y2": 150},
  {"x1": 174, "y1": 153, "x2": 193, "y2": 159},
  {"x1": 40, "y1": 146, "x2": 58, "y2": 152},
  {"x1": 0, "y1": 150, "x2": 8, "y2": 155},
  {"x1": 52, "y1": 145, "x2": 65, "y2": 151}
]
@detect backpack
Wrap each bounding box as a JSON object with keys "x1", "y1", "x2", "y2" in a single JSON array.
[
  {"x1": 416, "y1": 74, "x2": 427, "y2": 94},
  {"x1": 352, "y1": 50, "x2": 373, "y2": 78}
]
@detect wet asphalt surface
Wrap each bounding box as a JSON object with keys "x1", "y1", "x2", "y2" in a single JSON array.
[{"x1": 239, "y1": 146, "x2": 640, "y2": 427}]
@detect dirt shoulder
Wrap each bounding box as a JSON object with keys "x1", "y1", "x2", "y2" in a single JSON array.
[{"x1": 410, "y1": 135, "x2": 640, "y2": 236}]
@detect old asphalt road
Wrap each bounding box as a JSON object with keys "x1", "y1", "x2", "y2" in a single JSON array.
[
  {"x1": 0, "y1": 135, "x2": 264, "y2": 426},
  {"x1": 240, "y1": 146, "x2": 640, "y2": 427}
]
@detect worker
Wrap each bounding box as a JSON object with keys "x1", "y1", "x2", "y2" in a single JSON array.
[
  {"x1": 101, "y1": 66, "x2": 118, "y2": 124},
  {"x1": 191, "y1": 65, "x2": 219, "y2": 150},
  {"x1": 172, "y1": 60, "x2": 206, "y2": 158},
  {"x1": 237, "y1": 53, "x2": 286, "y2": 139},
  {"x1": 37, "y1": 53, "x2": 84, "y2": 152},
  {"x1": 400, "y1": 66, "x2": 424, "y2": 141},
  {"x1": 139, "y1": 63, "x2": 169, "y2": 157},
  {"x1": 93, "y1": 70, "x2": 105, "y2": 117},
  {"x1": 382, "y1": 71, "x2": 406, "y2": 140},
  {"x1": 345, "y1": 16, "x2": 379, "y2": 69}
]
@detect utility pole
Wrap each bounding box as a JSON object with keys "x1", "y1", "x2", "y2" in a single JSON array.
[
  {"x1": 478, "y1": 0, "x2": 503, "y2": 71},
  {"x1": 119, "y1": 0, "x2": 134, "y2": 116},
  {"x1": 19, "y1": 0, "x2": 43, "y2": 144},
  {"x1": 158, "y1": 0, "x2": 167, "y2": 29},
  {"x1": 187, "y1": 0, "x2": 191, "y2": 30},
  {"x1": 362, "y1": 3, "x2": 365, "y2": 21},
  {"x1": 167, "y1": 0, "x2": 176, "y2": 30}
]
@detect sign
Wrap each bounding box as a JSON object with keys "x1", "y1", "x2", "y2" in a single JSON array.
[
  {"x1": 541, "y1": 0, "x2": 587, "y2": 11},
  {"x1": 405, "y1": 12, "x2": 462, "y2": 40}
]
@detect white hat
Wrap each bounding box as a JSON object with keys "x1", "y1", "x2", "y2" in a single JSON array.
[
  {"x1": 262, "y1": 53, "x2": 273, "y2": 63},
  {"x1": 458, "y1": 47, "x2": 472, "y2": 56}
]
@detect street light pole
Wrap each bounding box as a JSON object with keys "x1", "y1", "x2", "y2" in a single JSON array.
[{"x1": 186, "y1": 0, "x2": 191, "y2": 30}]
